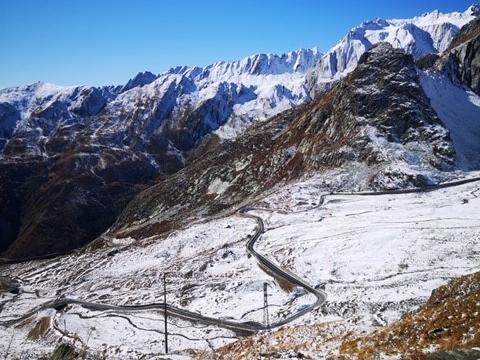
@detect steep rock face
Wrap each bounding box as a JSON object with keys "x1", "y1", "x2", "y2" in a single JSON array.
[
  {"x1": 0, "y1": 103, "x2": 20, "y2": 151},
  {"x1": 298, "y1": 43, "x2": 454, "y2": 179},
  {"x1": 438, "y1": 17, "x2": 480, "y2": 95},
  {"x1": 102, "y1": 75, "x2": 259, "y2": 153},
  {"x1": 418, "y1": 17, "x2": 480, "y2": 169},
  {"x1": 111, "y1": 43, "x2": 454, "y2": 240}
]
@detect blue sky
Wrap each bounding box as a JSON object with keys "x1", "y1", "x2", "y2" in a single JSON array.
[{"x1": 0, "y1": 0, "x2": 475, "y2": 88}]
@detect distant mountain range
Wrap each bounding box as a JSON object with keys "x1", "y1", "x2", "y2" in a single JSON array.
[{"x1": 0, "y1": 5, "x2": 479, "y2": 258}]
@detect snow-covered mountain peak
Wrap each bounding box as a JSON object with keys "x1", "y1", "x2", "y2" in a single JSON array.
[
  {"x1": 406, "y1": 4, "x2": 478, "y2": 27},
  {"x1": 96, "y1": 47, "x2": 324, "y2": 140},
  {"x1": 468, "y1": 3, "x2": 480, "y2": 16},
  {"x1": 0, "y1": 81, "x2": 78, "y2": 102},
  {"x1": 353, "y1": 18, "x2": 390, "y2": 34},
  {"x1": 165, "y1": 47, "x2": 322, "y2": 84},
  {"x1": 0, "y1": 81, "x2": 82, "y2": 119},
  {"x1": 120, "y1": 71, "x2": 158, "y2": 93},
  {"x1": 308, "y1": 5, "x2": 478, "y2": 88}
]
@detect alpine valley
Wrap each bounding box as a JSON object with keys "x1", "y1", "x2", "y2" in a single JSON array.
[{"x1": 0, "y1": 4, "x2": 480, "y2": 360}]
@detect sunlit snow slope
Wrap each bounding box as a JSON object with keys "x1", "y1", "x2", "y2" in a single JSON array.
[{"x1": 1, "y1": 174, "x2": 479, "y2": 358}]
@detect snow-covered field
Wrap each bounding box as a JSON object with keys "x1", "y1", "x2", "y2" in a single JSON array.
[
  {"x1": 258, "y1": 177, "x2": 480, "y2": 329},
  {"x1": 1, "y1": 173, "x2": 479, "y2": 358}
]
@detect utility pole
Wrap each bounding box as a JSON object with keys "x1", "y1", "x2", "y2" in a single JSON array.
[
  {"x1": 263, "y1": 282, "x2": 269, "y2": 327},
  {"x1": 164, "y1": 273, "x2": 168, "y2": 354}
]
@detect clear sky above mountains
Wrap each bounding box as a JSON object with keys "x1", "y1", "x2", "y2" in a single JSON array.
[{"x1": 0, "y1": 0, "x2": 475, "y2": 88}]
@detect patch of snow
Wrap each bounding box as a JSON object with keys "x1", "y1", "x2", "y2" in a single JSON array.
[
  {"x1": 207, "y1": 177, "x2": 231, "y2": 195},
  {"x1": 420, "y1": 71, "x2": 480, "y2": 169}
]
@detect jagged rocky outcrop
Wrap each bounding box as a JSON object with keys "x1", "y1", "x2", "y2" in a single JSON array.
[
  {"x1": 110, "y1": 43, "x2": 455, "y2": 240},
  {"x1": 418, "y1": 16, "x2": 480, "y2": 169},
  {"x1": 436, "y1": 17, "x2": 480, "y2": 95},
  {"x1": 120, "y1": 71, "x2": 158, "y2": 93}
]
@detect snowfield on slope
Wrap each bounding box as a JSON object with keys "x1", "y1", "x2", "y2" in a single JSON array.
[
  {"x1": 1, "y1": 172, "x2": 480, "y2": 358},
  {"x1": 420, "y1": 71, "x2": 480, "y2": 169}
]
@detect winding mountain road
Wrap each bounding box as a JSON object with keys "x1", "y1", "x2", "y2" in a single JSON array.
[
  {"x1": 0, "y1": 206, "x2": 327, "y2": 335},
  {"x1": 239, "y1": 208, "x2": 327, "y2": 326},
  {"x1": 1, "y1": 176, "x2": 480, "y2": 338}
]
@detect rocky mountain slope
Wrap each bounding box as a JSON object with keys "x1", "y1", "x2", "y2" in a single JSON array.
[
  {"x1": 110, "y1": 36, "x2": 480, "y2": 241},
  {"x1": 436, "y1": 16, "x2": 480, "y2": 95},
  {"x1": 0, "y1": 6, "x2": 479, "y2": 258},
  {"x1": 341, "y1": 271, "x2": 480, "y2": 358},
  {"x1": 418, "y1": 16, "x2": 480, "y2": 170}
]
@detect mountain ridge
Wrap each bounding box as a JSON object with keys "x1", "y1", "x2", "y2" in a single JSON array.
[
  {"x1": 108, "y1": 41, "x2": 461, "y2": 242},
  {"x1": 0, "y1": 6, "x2": 479, "y2": 258},
  {"x1": 2, "y1": 6, "x2": 477, "y2": 140}
]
